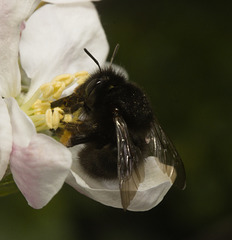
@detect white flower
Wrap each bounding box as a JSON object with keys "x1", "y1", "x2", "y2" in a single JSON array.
[
  {"x1": 0, "y1": 0, "x2": 108, "y2": 208},
  {"x1": 0, "y1": 0, "x2": 174, "y2": 212}
]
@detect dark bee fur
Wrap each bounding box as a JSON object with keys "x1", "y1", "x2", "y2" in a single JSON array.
[{"x1": 70, "y1": 68, "x2": 153, "y2": 179}]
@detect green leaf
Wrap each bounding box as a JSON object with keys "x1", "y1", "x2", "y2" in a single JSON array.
[{"x1": 0, "y1": 174, "x2": 18, "y2": 197}]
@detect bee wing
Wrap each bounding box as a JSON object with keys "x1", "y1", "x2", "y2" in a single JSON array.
[
  {"x1": 114, "y1": 115, "x2": 145, "y2": 210},
  {"x1": 146, "y1": 117, "x2": 186, "y2": 189}
]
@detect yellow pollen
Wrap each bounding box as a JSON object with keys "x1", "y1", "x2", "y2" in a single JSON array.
[
  {"x1": 20, "y1": 71, "x2": 89, "y2": 132},
  {"x1": 53, "y1": 82, "x2": 66, "y2": 99},
  {"x1": 45, "y1": 107, "x2": 64, "y2": 130},
  {"x1": 63, "y1": 114, "x2": 73, "y2": 123},
  {"x1": 40, "y1": 83, "x2": 54, "y2": 99}
]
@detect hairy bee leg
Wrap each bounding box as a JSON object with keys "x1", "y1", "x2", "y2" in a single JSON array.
[
  {"x1": 59, "y1": 130, "x2": 94, "y2": 147},
  {"x1": 68, "y1": 135, "x2": 94, "y2": 146},
  {"x1": 56, "y1": 120, "x2": 97, "y2": 147},
  {"x1": 58, "y1": 126, "x2": 95, "y2": 147},
  {"x1": 50, "y1": 93, "x2": 77, "y2": 109},
  {"x1": 58, "y1": 130, "x2": 92, "y2": 147}
]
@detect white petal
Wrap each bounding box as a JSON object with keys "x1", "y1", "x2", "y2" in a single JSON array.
[
  {"x1": 45, "y1": 0, "x2": 100, "y2": 3},
  {"x1": 20, "y1": 2, "x2": 109, "y2": 102},
  {"x1": 0, "y1": 0, "x2": 40, "y2": 97},
  {"x1": 66, "y1": 146, "x2": 172, "y2": 211},
  {"x1": 127, "y1": 157, "x2": 172, "y2": 211},
  {"x1": 0, "y1": 98, "x2": 12, "y2": 180},
  {"x1": 5, "y1": 97, "x2": 72, "y2": 208},
  {"x1": 5, "y1": 98, "x2": 35, "y2": 148},
  {"x1": 10, "y1": 134, "x2": 72, "y2": 209}
]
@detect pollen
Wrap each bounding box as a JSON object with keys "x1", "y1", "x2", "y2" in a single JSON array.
[
  {"x1": 63, "y1": 114, "x2": 73, "y2": 123},
  {"x1": 20, "y1": 71, "x2": 89, "y2": 132},
  {"x1": 60, "y1": 130, "x2": 73, "y2": 146},
  {"x1": 45, "y1": 107, "x2": 64, "y2": 130}
]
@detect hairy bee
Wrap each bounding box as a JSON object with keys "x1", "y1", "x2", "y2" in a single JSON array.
[{"x1": 51, "y1": 45, "x2": 186, "y2": 210}]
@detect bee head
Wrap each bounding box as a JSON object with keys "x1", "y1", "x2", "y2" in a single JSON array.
[
  {"x1": 83, "y1": 46, "x2": 127, "y2": 122},
  {"x1": 83, "y1": 45, "x2": 122, "y2": 110},
  {"x1": 83, "y1": 46, "x2": 153, "y2": 132},
  {"x1": 84, "y1": 68, "x2": 126, "y2": 113}
]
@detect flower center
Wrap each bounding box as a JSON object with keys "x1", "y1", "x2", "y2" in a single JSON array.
[{"x1": 20, "y1": 71, "x2": 89, "y2": 132}]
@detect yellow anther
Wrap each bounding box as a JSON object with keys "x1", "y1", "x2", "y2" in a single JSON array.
[
  {"x1": 45, "y1": 109, "x2": 53, "y2": 129},
  {"x1": 52, "y1": 108, "x2": 64, "y2": 129},
  {"x1": 63, "y1": 114, "x2": 73, "y2": 123},
  {"x1": 52, "y1": 74, "x2": 72, "y2": 84},
  {"x1": 53, "y1": 82, "x2": 66, "y2": 99},
  {"x1": 40, "y1": 83, "x2": 54, "y2": 98},
  {"x1": 74, "y1": 71, "x2": 90, "y2": 86},
  {"x1": 74, "y1": 71, "x2": 89, "y2": 77},
  {"x1": 45, "y1": 107, "x2": 64, "y2": 130},
  {"x1": 59, "y1": 74, "x2": 76, "y2": 86},
  {"x1": 52, "y1": 73, "x2": 77, "y2": 88}
]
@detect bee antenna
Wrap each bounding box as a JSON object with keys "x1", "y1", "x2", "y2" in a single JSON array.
[
  {"x1": 110, "y1": 44, "x2": 120, "y2": 67},
  {"x1": 84, "y1": 48, "x2": 102, "y2": 72}
]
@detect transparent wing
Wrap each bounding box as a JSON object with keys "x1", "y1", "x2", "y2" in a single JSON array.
[
  {"x1": 146, "y1": 117, "x2": 186, "y2": 189},
  {"x1": 114, "y1": 114, "x2": 144, "y2": 210}
]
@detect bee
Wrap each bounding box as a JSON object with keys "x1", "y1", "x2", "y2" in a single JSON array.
[{"x1": 51, "y1": 45, "x2": 186, "y2": 210}]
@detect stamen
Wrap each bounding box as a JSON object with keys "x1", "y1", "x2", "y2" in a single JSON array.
[
  {"x1": 32, "y1": 100, "x2": 51, "y2": 114},
  {"x1": 20, "y1": 88, "x2": 42, "y2": 113},
  {"x1": 20, "y1": 71, "x2": 89, "y2": 132}
]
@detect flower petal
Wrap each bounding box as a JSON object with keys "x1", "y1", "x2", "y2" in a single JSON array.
[
  {"x1": 5, "y1": 98, "x2": 35, "y2": 148},
  {"x1": 0, "y1": 0, "x2": 40, "y2": 97},
  {"x1": 66, "y1": 146, "x2": 172, "y2": 211},
  {"x1": 20, "y1": 2, "x2": 109, "y2": 102},
  {"x1": 0, "y1": 98, "x2": 12, "y2": 180},
  {"x1": 127, "y1": 157, "x2": 172, "y2": 211},
  {"x1": 5, "y1": 97, "x2": 72, "y2": 208},
  {"x1": 10, "y1": 134, "x2": 72, "y2": 209}
]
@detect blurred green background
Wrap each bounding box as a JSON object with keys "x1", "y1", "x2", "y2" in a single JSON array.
[{"x1": 1, "y1": 0, "x2": 231, "y2": 239}]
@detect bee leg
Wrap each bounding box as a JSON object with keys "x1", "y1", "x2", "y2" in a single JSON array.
[
  {"x1": 62, "y1": 121, "x2": 97, "y2": 147},
  {"x1": 57, "y1": 127, "x2": 93, "y2": 147},
  {"x1": 50, "y1": 94, "x2": 74, "y2": 108},
  {"x1": 51, "y1": 93, "x2": 84, "y2": 112},
  {"x1": 68, "y1": 134, "x2": 94, "y2": 147}
]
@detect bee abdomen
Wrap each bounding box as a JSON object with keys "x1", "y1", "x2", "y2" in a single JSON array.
[{"x1": 79, "y1": 143, "x2": 118, "y2": 179}]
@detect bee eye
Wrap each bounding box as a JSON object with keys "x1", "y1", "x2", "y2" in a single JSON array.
[
  {"x1": 85, "y1": 79, "x2": 102, "y2": 111},
  {"x1": 86, "y1": 79, "x2": 101, "y2": 97}
]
